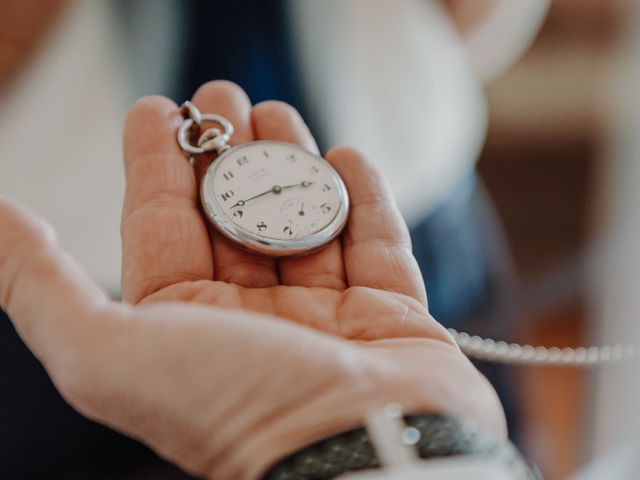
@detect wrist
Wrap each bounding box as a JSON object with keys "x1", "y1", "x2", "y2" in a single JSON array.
[
  {"x1": 211, "y1": 340, "x2": 505, "y2": 480},
  {"x1": 209, "y1": 348, "x2": 393, "y2": 480},
  {"x1": 266, "y1": 413, "x2": 538, "y2": 480}
]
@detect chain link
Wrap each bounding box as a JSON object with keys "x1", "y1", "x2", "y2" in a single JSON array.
[
  {"x1": 177, "y1": 101, "x2": 234, "y2": 155},
  {"x1": 448, "y1": 328, "x2": 636, "y2": 366}
]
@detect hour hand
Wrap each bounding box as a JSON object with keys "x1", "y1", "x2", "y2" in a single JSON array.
[{"x1": 281, "y1": 180, "x2": 315, "y2": 190}]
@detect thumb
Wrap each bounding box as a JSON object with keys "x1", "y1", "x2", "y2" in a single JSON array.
[{"x1": 0, "y1": 196, "x2": 110, "y2": 367}]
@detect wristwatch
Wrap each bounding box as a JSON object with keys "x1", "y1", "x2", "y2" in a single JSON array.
[{"x1": 264, "y1": 413, "x2": 540, "y2": 480}]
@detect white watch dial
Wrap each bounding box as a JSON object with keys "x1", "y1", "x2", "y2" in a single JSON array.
[{"x1": 201, "y1": 141, "x2": 348, "y2": 256}]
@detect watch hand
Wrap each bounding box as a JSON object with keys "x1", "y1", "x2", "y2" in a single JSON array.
[
  {"x1": 299, "y1": 202, "x2": 305, "y2": 216},
  {"x1": 245, "y1": 188, "x2": 275, "y2": 203},
  {"x1": 230, "y1": 184, "x2": 286, "y2": 209},
  {"x1": 231, "y1": 182, "x2": 315, "y2": 209},
  {"x1": 280, "y1": 180, "x2": 314, "y2": 190}
]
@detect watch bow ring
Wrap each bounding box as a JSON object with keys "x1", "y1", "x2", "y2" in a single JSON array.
[{"x1": 177, "y1": 101, "x2": 350, "y2": 257}]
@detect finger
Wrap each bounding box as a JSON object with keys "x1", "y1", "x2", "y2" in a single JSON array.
[
  {"x1": 121, "y1": 95, "x2": 213, "y2": 304},
  {"x1": 192, "y1": 81, "x2": 279, "y2": 288},
  {"x1": 326, "y1": 147, "x2": 428, "y2": 306},
  {"x1": 252, "y1": 101, "x2": 346, "y2": 290},
  {"x1": 251, "y1": 100, "x2": 319, "y2": 152},
  {"x1": 0, "y1": 197, "x2": 116, "y2": 372}
]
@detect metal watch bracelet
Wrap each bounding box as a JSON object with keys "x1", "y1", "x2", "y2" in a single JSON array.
[{"x1": 263, "y1": 414, "x2": 540, "y2": 480}]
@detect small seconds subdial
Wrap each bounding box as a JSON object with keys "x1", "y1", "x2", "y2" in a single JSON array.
[
  {"x1": 201, "y1": 141, "x2": 349, "y2": 256},
  {"x1": 280, "y1": 197, "x2": 325, "y2": 238}
]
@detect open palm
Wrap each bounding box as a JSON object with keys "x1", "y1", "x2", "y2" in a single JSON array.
[{"x1": 122, "y1": 81, "x2": 440, "y2": 341}]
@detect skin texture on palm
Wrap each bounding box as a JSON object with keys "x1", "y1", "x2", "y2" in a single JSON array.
[{"x1": 0, "y1": 81, "x2": 506, "y2": 480}]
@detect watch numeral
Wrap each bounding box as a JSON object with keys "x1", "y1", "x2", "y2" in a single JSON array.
[
  {"x1": 320, "y1": 202, "x2": 331, "y2": 214},
  {"x1": 283, "y1": 226, "x2": 294, "y2": 237},
  {"x1": 236, "y1": 156, "x2": 249, "y2": 166},
  {"x1": 223, "y1": 171, "x2": 234, "y2": 181},
  {"x1": 286, "y1": 154, "x2": 297, "y2": 162},
  {"x1": 322, "y1": 183, "x2": 331, "y2": 192},
  {"x1": 309, "y1": 166, "x2": 319, "y2": 175},
  {"x1": 233, "y1": 210, "x2": 243, "y2": 218},
  {"x1": 221, "y1": 190, "x2": 234, "y2": 201},
  {"x1": 263, "y1": 150, "x2": 270, "y2": 158},
  {"x1": 256, "y1": 221, "x2": 267, "y2": 232}
]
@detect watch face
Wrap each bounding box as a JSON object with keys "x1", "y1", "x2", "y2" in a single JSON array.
[{"x1": 201, "y1": 141, "x2": 349, "y2": 256}]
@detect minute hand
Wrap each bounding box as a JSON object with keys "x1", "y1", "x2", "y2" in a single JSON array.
[
  {"x1": 244, "y1": 188, "x2": 274, "y2": 203},
  {"x1": 229, "y1": 189, "x2": 269, "y2": 209},
  {"x1": 230, "y1": 181, "x2": 314, "y2": 209}
]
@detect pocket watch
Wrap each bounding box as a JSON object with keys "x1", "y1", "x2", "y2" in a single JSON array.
[{"x1": 177, "y1": 101, "x2": 349, "y2": 257}]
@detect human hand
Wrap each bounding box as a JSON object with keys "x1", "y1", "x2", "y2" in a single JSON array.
[
  {"x1": 0, "y1": 81, "x2": 505, "y2": 479},
  {"x1": 121, "y1": 81, "x2": 435, "y2": 343}
]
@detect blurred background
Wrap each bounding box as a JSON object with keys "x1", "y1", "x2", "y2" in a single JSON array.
[{"x1": 1, "y1": 0, "x2": 639, "y2": 479}]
